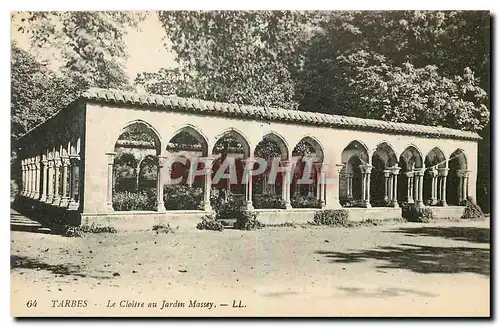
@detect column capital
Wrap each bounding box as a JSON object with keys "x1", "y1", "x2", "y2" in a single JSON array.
[
  {"x1": 61, "y1": 156, "x2": 70, "y2": 166},
  {"x1": 201, "y1": 156, "x2": 215, "y2": 170},
  {"x1": 427, "y1": 166, "x2": 439, "y2": 177},
  {"x1": 54, "y1": 158, "x2": 62, "y2": 167},
  {"x1": 438, "y1": 167, "x2": 450, "y2": 177},
  {"x1": 390, "y1": 166, "x2": 401, "y2": 175},
  {"x1": 106, "y1": 152, "x2": 116, "y2": 164},
  {"x1": 359, "y1": 164, "x2": 373, "y2": 174},
  {"x1": 457, "y1": 169, "x2": 470, "y2": 178},
  {"x1": 41, "y1": 158, "x2": 48, "y2": 165},
  {"x1": 405, "y1": 171, "x2": 414, "y2": 178},
  {"x1": 383, "y1": 169, "x2": 392, "y2": 178},
  {"x1": 414, "y1": 168, "x2": 425, "y2": 176}
]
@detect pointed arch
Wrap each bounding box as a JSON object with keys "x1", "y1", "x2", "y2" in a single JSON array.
[
  {"x1": 372, "y1": 141, "x2": 398, "y2": 167},
  {"x1": 400, "y1": 145, "x2": 424, "y2": 170},
  {"x1": 425, "y1": 147, "x2": 447, "y2": 169},
  {"x1": 341, "y1": 140, "x2": 369, "y2": 165},
  {"x1": 213, "y1": 128, "x2": 251, "y2": 158},
  {"x1": 292, "y1": 135, "x2": 324, "y2": 163},
  {"x1": 261, "y1": 131, "x2": 290, "y2": 160},
  {"x1": 115, "y1": 119, "x2": 162, "y2": 155},
  {"x1": 449, "y1": 149, "x2": 468, "y2": 170},
  {"x1": 167, "y1": 124, "x2": 209, "y2": 156}
]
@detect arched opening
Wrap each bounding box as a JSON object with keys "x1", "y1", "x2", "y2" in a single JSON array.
[
  {"x1": 165, "y1": 127, "x2": 208, "y2": 210},
  {"x1": 290, "y1": 137, "x2": 324, "y2": 208},
  {"x1": 252, "y1": 133, "x2": 289, "y2": 209},
  {"x1": 370, "y1": 142, "x2": 398, "y2": 207},
  {"x1": 424, "y1": 147, "x2": 446, "y2": 205},
  {"x1": 397, "y1": 146, "x2": 423, "y2": 205},
  {"x1": 340, "y1": 141, "x2": 369, "y2": 207},
  {"x1": 112, "y1": 122, "x2": 160, "y2": 211},
  {"x1": 212, "y1": 130, "x2": 250, "y2": 205},
  {"x1": 447, "y1": 149, "x2": 468, "y2": 205}
]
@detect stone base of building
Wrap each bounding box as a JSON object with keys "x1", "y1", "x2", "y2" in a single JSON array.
[
  {"x1": 255, "y1": 208, "x2": 320, "y2": 225},
  {"x1": 428, "y1": 206, "x2": 466, "y2": 219},
  {"x1": 345, "y1": 207, "x2": 402, "y2": 222}
]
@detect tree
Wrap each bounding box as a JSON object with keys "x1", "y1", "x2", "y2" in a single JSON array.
[{"x1": 157, "y1": 10, "x2": 314, "y2": 109}]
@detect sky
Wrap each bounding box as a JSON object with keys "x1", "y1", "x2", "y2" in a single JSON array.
[{"x1": 11, "y1": 11, "x2": 178, "y2": 81}]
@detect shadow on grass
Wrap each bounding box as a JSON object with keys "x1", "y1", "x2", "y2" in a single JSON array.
[
  {"x1": 316, "y1": 244, "x2": 490, "y2": 276},
  {"x1": 386, "y1": 226, "x2": 490, "y2": 244},
  {"x1": 10, "y1": 255, "x2": 113, "y2": 280}
]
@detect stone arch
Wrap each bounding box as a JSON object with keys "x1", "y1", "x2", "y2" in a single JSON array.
[
  {"x1": 167, "y1": 124, "x2": 209, "y2": 157},
  {"x1": 370, "y1": 142, "x2": 398, "y2": 207},
  {"x1": 397, "y1": 145, "x2": 424, "y2": 204},
  {"x1": 292, "y1": 135, "x2": 324, "y2": 162},
  {"x1": 115, "y1": 120, "x2": 162, "y2": 155},
  {"x1": 261, "y1": 131, "x2": 290, "y2": 161},
  {"x1": 447, "y1": 149, "x2": 468, "y2": 205},
  {"x1": 425, "y1": 147, "x2": 447, "y2": 169},
  {"x1": 339, "y1": 141, "x2": 370, "y2": 207},
  {"x1": 213, "y1": 128, "x2": 251, "y2": 158}
]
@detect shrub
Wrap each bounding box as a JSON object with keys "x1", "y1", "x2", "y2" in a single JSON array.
[
  {"x1": 402, "y1": 204, "x2": 435, "y2": 223},
  {"x1": 290, "y1": 196, "x2": 322, "y2": 208},
  {"x1": 313, "y1": 209, "x2": 349, "y2": 226},
  {"x1": 233, "y1": 211, "x2": 263, "y2": 230},
  {"x1": 61, "y1": 224, "x2": 117, "y2": 237},
  {"x1": 461, "y1": 196, "x2": 485, "y2": 220},
  {"x1": 112, "y1": 191, "x2": 156, "y2": 211},
  {"x1": 252, "y1": 194, "x2": 286, "y2": 209},
  {"x1": 164, "y1": 185, "x2": 203, "y2": 210},
  {"x1": 10, "y1": 180, "x2": 19, "y2": 200},
  {"x1": 152, "y1": 223, "x2": 176, "y2": 233},
  {"x1": 197, "y1": 214, "x2": 225, "y2": 231}
]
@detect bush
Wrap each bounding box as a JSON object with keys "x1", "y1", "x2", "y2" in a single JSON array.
[
  {"x1": 164, "y1": 185, "x2": 203, "y2": 210},
  {"x1": 252, "y1": 194, "x2": 286, "y2": 209},
  {"x1": 61, "y1": 224, "x2": 117, "y2": 237},
  {"x1": 402, "y1": 204, "x2": 435, "y2": 223},
  {"x1": 233, "y1": 211, "x2": 263, "y2": 230},
  {"x1": 290, "y1": 196, "x2": 322, "y2": 208},
  {"x1": 197, "y1": 214, "x2": 225, "y2": 231},
  {"x1": 313, "y1": 209, "x2": 349, "y2": 226},
  {"x1": 10, "y1": 180, "x2": 19, "y2": 200},
  {"x1": 152, "y1": 223, "x2": 176, "y2": 233},
  {"x1": 461, "y1": 196, "x2": 485, "y2": 220},
  {"x1": 112, "y1": 190, "x2": 156, "y2": 211}
]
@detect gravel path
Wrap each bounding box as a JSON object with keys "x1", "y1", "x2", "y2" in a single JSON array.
[{"x1": 11, "y1": 218, "x2": 490, "y2": 317}]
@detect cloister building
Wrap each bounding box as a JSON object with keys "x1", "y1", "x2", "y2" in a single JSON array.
[{"x1": 15, "y1": 88, "x2": 480, "y2": 230}]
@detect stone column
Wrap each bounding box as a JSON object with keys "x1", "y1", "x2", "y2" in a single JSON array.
[
  {"x1": 68, "y1": 155, "x2": 80, "y2": 210},
  {"x1": 243, "y1": 158, "x2": 255, "y2": 211},
  {"x1": 464, "y1": 171, "x2": 470, "y2": 202},
  {"x1": 347, "y1": 173, "x2": 353, "y2": 199},
  {"x1": 428, "y1": 167, "x2": 438, "y2": 205},
  {"x1": 405, "y1": 172, "x2": 414, "y2": 204},
  {"x1": 27, "y1": 159, "x2": 33, "y2": 197},
  {"x1": 202, "y1": 157, "x2": 214, "y2": 212},
  {"x1": 360, "y1": 164, "x2": 373, "y2": 208},
  {"x1": 282, "y1": 161, "x2": 292, "y2": 209},
  {"x1": 156, "y1": 156, "x2": 166, "y2": 212},
  {"x1": 415, "y1": 169, "x2": 425, "y2": 207},
  {"x1": 438, "y1": 168, "x2": 449, "y2": 206},
  {"x1": 391, "y1": 166, "x2": 400, "y2": 208},
  {"x1": 20, "y1": 160, "x2": 26, "y2": 196},
  {"x1": 314, "y1": 163, "x2": 322, "y2": 202},
  {"x1": 383, "y1": 169, "x2": 391, "y2": 203},
  {"x1": 59, "y1": 156, "x2": 70, "y2": 207},
  {"x1": 34, "y1": 157, "x2": 40, "y2": 199},
  {"x1": 106, "y1": 152, "x2": 116, "y2": 212},
  {"x1": 40, "y1": 158, "x2": 48, "y2": 202},
  {"x1": 46, "y1": 159, "x2": 55, "y2": 203},
  {"x1": 52, "y1": 157, "x2": 62, "y2": 205}
]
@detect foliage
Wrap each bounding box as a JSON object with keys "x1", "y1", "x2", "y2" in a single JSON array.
[
  {"x1": 290, "y1": 196, "x2": 322, "y2": 208},
  {"x1": 112, "y1": 190, "x2": 156, "y2": 211},
  {"x1": 156, "y1": 11, "x2": 312, "y2": 110},
  {"x1": 61, "y1": 223, "x2": 117, "y2": 237},
  {"x1": 233, "y1": 211, "x2": 263, "y2": 231},
  {"x1": 10, "y1": 180, "x2": 19, "y2": 200},
  {"x1": 313, "y1": 209, "x2": 349, "y2": 226},
  {"x1": 252, "y1": 194, "x2": 286, "y2": 209},
  {"x1": 196, "y1": 214, "x2": 225, "y2": 231},
  {"x1": 152, "y1": 223, "x2": 176, "y2": 233},
  {"x1": 461, "y1": 196, "x2": 485, "y2": 220},
  {"x1": 164, "y1": 185, "x2": 204, "y2": 210},
  {"x1": 402, "y1": 204, "x2": 436, "y2": 223}
]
